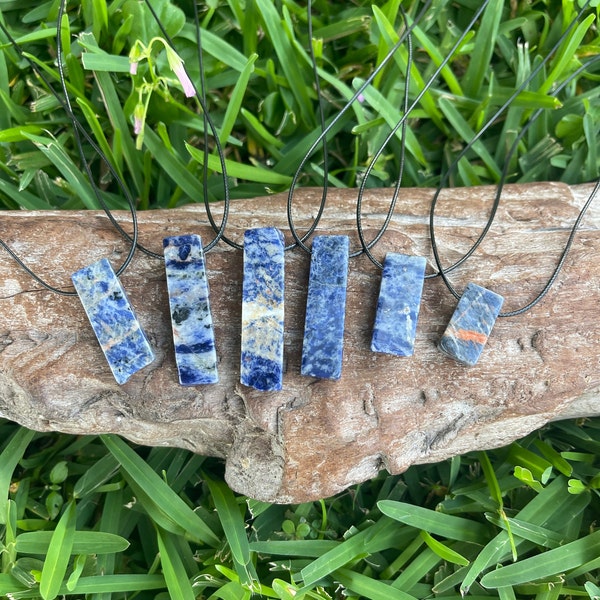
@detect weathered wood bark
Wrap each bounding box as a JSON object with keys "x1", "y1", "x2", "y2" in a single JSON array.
[{"x1": 0, "y1": 182, "x2": 598, "y2": 502}]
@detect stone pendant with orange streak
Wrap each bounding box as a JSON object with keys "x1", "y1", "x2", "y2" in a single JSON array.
[{"x1": 438, "y1": 282, "x2": 504, "y2": 366}]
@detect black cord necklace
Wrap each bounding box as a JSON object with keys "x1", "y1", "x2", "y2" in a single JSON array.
[
  {"x1": 290, "y1": 0, "x2": 492, "y2": 377},
  {"x1": 286, "y1": 0, "x2": 439, "y2": 381},
  {"x1": 354, "y1": 0, "x2": 598, "y2": 364},
  {"x1": 0, "y1": 0, "x2": 233, "y2": 385},
  {"x1": 0, "y1": 7, "x2": 155, "y2": 384},
  {"x1": 431, "y1": 49, "x2": 600, "y2": 366}
]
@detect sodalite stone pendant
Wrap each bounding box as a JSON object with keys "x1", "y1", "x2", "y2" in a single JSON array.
[
  {"x1": 240, "y1": 227, "x2": 285, "y2": 391},
  {"x1": 72, "y1": 258, "x2": 155, "y2": 385},
  {"x1": 301, "y1": 235, "x2": 349, "y2": 380},
  {"x1": 163, "y1": 235, "x2": 218, "y2": 386},
  {"x1": 439, "y1": 282, "x2": 504, "y2": 366},
  {"x1": 371, "y1": 253, "x2": 427, "y2": 356}
]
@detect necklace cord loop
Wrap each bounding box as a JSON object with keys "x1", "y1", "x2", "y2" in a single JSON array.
[{"x1": 429, "y1": 0, "x2": 598, "y2": 315}]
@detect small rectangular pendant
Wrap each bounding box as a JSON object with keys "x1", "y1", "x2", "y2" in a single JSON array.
[
  {"x1": 301, "y1": 235, "x2": 349, "y2": 380},
  {"x1": 240, "y1": 227, "x2": 285, "y2": 391},
  {"x1": 72, "y1": 258, "x2": 155, "y2": 384},
  {"x1": 163, "y1": 235, "x2": 218, "y2": 385},
  {"x1": 439, "y1": 282, "x2": 504, "y2": 366},
  {"x1": 371, "y1": 253, "x2": 427, "y2": 356}
]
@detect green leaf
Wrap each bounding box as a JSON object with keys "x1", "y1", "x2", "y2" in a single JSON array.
[
  {"x1": 0, "y1": 573, "x2": 28, "y2": 596},
  {"x1": 249, "y1": 540, "x2": 339, "y2": 556},
  {"x1": 143, "y1": 127, "x2": 202, "y2": 202},
  {"x1": 218, "y1": 53, "x2": 258, "y2": 146},
  {"x1": 438, "y1": 97, "x2": 501, "y2": 181},
  {"x1": 122, "y1": 0, "x2": 185, "y2": 43},
  {"x1": 100, "y1": 435, "x2": 219, "y2": 546},
  {"x1": 16, "y1": 531, "x2": 129, "y2": 555},
  {"x1": 378, "y1": 500, "x2": 488, "y2": 543},
  {"x1": 481, "y1": 529, "x2": 600, "y2": 588},
  {"x1": 63, "y1": 574, "x2": 167, "y2": 594},
  {"x1": 0, "y1": 428, "x2": 35, "y2": 525},
  {"x1": 156, "y1": 528, "x2": 196, "y2": 600},
  {"x1": 540, "y1": 14, "x2": 595, "y2": 95},
  {"x1": 461, "y1": 476, "x2": 577, "y2": 594},
  {"x1": 39, "y1": 501, "x2": 76, "y2": 600},
  {"x1": 22, "y1": 132, "x2": 101, "y2": 209},
  {"x1": 484, "y1": 514, "x2": 565, "y2": 549},
  {"x1": 255, "y1": 0, "x2": 313, "y2": 128},
  {"x1": 585, "y1": 581, "x2": 600, "y2": 600},
  {"x1": 0, "y1": 125, "x2": 43, "y2": 142},
  {"x1": 300, "y1": 517, "x2": 405, "y2": 586},
  {"x1": 463, "y1": 0, "x2": 504, "y2": 98},
  {"x1": 419, "y1": 531, "x2": 470, "y2": 566},
  {"x1": 513, "y1": 466, "x2": 544, "y2": 493},
  {"x1": 186, "y1": 142, "x2": 292, "y2": 185},
  {"x1": 335, "y1": 567, "x2": 417, "y2": 600},
  {"x1": 205, "y1": 475, "x2": 258, "y2": 587},
  {"x1": 81, "y1": 52, "x2": 131, "y2": 72}
]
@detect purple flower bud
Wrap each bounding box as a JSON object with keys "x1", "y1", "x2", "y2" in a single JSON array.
[{"x1": 130, "y1": 61, "x2": 138, "y2": 75}]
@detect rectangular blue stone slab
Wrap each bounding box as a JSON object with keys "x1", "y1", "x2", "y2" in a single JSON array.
[
  {"x1": 72, "y1": 258, "x2": 155, "y2": 385},
  {"x1": 240, "y1": 227, "x2": 285, "y2": 391},
  {"x1": 301, "y1": 235, "x2": 349, "y2": 380},
  {"x1": 371, "y1": 253, "x2": 427, "y2": 356},
  {"x1": 163, "y1": 235, "x2": 218, "y2": 385},
  {"x1": 439, "y1": 282, "x2": 504, "y2": 366}
]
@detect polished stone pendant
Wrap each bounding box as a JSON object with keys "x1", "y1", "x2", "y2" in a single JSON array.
[
  {"x1": 439, "y1": 282, "x2": 504, "y2": 366},
  {"x1": 72, "y1": 258, "x2": 155, "y2": 384},
  {"x1": 163, "y1": 235, "x2": 218, "y2": 385},
  {"x1": 371, "y1": 253, "x2": 427, "y2": 356},
  {"x1": 240, "y1": 227, "x2": 285, "y2": 391},
  {"x1": 301, "y1": 235, "x2": 349, "y2": 380}
]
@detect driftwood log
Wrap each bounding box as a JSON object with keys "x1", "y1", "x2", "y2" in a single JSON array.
[{"x1": 0, "y1": 182, "x2": 598, "y2": 503}]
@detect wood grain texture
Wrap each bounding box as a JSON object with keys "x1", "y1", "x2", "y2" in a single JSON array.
[{"x1": 0, "y1": 182, "x2": 598, "y2": 502}]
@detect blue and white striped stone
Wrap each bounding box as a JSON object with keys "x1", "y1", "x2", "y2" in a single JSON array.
[
  {"x1": 371, "y1": 253, "x2": 426, "y2": 356},
  {"x1": 163, "y1": 235, "x2": 218, "y2": 385},
  {"x1": 72, "y1": 258, "x2": 155, "y2": 385},
  {"x1": 301, "y1": 235, "x2": 349, "y2": 380},
  {"x1": 240, "y1": 227, "x2": 285, "y2": 391},
  {"x1": 439, "y1": 282, "x2": 504, "y2": 366}
]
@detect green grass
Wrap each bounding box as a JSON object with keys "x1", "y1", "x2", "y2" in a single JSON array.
[
  {"x1": 0, "y1": 0, "x2": 599, "y2": 598},
  {"x1": 2, "y1": 420, "x2": 600, "y2": 599}
]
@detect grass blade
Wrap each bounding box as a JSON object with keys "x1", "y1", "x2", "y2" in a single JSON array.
[
  {"x1": 419, "y1": 531, "x2": 470, "y2": 566},
  {"x1": 186, "y1": 142, "x2": 292, "y2": 185},
  {"x1": 100, "y1": 435, "x2": 219, "y2": 547},
  {"x1": 0, "y1": 428, "x2": 35, "y2": 525},
  {"x1": 378, "y1": 500, "x2": 488, "y2": 543},
  {"x1": 205, "y1": 475, "x2": 258, "y2": 588},
  {"x1": 16, "y1": 531, "x2": 129, "y2": 555},
  {"x1": 463, "y1": 0, "x2": 503, "y2": 98},
  {"x1": 335, "y1": 567, "x2": 417, "y2": 600},
  {"x1": 39, "y1": 501, "x2": 76, "y2": 600},
  {"x1": 300, "y1": 517, "x2": 402, "y2": 586},
  {"x1": 481, "y1": 529, "x2": 600, "y2": 588},
  {"x1": 219, "y1": 53, "x2": 258, "y2": 146},
  {"x1": 156, "y1": 528, "x2": 196, "y2": 600}
]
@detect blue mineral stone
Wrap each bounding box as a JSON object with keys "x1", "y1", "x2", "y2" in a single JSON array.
[
  {"x1": 163, "y1": 234, "x2": 218, "y2": 385},
  {"x1": 71, "y1": 258, "x2": 155, "y2": 385},
  {"x1": 439, "y1": 282, "x2": 504, "y2": 366},
  {"x1": 240, "y1": 227, "x2": 285, "y2": 391},
  {"x1": 301, "y1": 235, "x2": 349, "y2": 380},
  {"x1": 371, "y1": 253, "x2": 427, "y2": 357}
]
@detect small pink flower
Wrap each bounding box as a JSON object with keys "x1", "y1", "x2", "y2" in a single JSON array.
[
  {"x1": 134, "y1": 114, "x2": 143, "y2": 135},
  {"x1": 165, "y1": 46, "x2": 195, "y2": 97},
  {"x1": 358, "y1": 93, "x2": 365, "y2": 103},
  {"x1": 133, "y1": 103, "x2": 145, "y2": 135},
  {"x1": 173, "y1": 63, "x2": 195, "y2": 97},
  {"x1": 130, "y1": 61, "x2": 138, "y2": 75}
]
